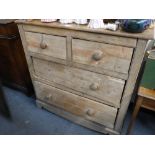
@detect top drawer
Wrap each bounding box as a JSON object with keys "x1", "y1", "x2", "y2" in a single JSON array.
[
  {"x1": 25, "y1": 32, "x2": 67, "y2": 60},
  {"x1": 72, "y1": 39, "x2": 134, "y2": 79}
]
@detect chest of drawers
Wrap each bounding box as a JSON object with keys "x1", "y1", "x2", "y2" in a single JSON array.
[
  {"x1": 0, "y1": 20, "x2": 33, "y2": 95},
  {"x1": 17, "y1": 20, "x2": 154, "y2": 134}
]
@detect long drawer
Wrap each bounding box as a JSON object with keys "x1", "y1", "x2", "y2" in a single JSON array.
[
  {"x1": 34, "y1": 81, "x2": 118, "y2": 129},
  {"x1": 72, "y1": 39, "x2": 134, "y2": 77},
  {"x1": 25, "y1": 32, "x2": 67, "y2": 60},
  {"x1": 33, "y1": 58, "x2": 125, "y2": 107}
]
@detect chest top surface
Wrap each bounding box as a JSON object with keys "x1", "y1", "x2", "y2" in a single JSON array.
[{"x1": 16, "y1": 20, "x2": 155, "y2": 40}]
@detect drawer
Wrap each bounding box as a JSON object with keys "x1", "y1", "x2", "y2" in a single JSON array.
[
  {"x1": 34, "y1": 81, "x2": 118, "y2": 129},
  {"x1": 25, "y1": 32, "x2": 67, "y2": 60},
  {"x1": 33, "y1": 58, "x2": 125, "y2": 107},
  {"x1": 72, "y1": 39, "x2": 134, "y2": 76}
]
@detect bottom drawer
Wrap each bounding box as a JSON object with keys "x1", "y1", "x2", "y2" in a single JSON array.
[{"x1": 34, "y1": 81, "x2": 117, "y2": 129}]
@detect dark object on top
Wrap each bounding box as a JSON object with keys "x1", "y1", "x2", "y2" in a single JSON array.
[
  {"x1": 121, "y1": 19, "x2": 152, "y2": 33},
  {"x1": 103, "y1": 19, "x2": 117, "y2": 23}
]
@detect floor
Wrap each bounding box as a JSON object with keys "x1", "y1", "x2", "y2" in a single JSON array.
[{"x1": 0, "y1": 87, "x2": 155, "y2": 135}]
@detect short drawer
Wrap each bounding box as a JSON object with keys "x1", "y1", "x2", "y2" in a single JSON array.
[
  {"x1": 33, "y1": 58, "x2": 125, "y2": 107},
  {"x1": 34, "y1": 81, "x2": 118, "y2": 129},
  {"x1": 72, "y1": 39, "x2": 134, "y2": 77},
  {"x1": 25, "y1": 32, "x2": 67, "y2": 60}
]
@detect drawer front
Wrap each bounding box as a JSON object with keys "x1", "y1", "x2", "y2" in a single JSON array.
[
  {"x1": 72, "y1": 39, "x2": 134, "y2": 75},
  {"x1": 34, "y1": 81, "x2": 117, "y2": 128},
  {"x1": 33, "y1": 58, "x2": 125, "y2": 107},
  {"x1": 25, "y1": 32, "x2": 67, "y2": 60}
]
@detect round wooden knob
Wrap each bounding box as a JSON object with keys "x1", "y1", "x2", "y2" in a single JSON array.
[
  {"x1": 92, "y1": 50, "x2": 103, "y2": 61},
  {"x1": 86, "y1": 109, "x2": 95, "y2": 116},
  {"x1": 40, "y1": 42, "x2": 47, "y2": 49},
  {"x1": 89, "y1": 83, "x2": 100, "y2": 91}
]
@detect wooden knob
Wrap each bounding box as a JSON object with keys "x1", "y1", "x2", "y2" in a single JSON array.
[
  {"x1": 90, "y1": 83, "x2": 100, "y2": 91},
  {"x1": 92, "y1": 50, "x2": 103, "y2": 61},
  {"x1": 40, "y1": 42, "x2": 47, "y2": 49},
  {"x1": 86, "y1": 109, "x2": 95, "y2": 116}
]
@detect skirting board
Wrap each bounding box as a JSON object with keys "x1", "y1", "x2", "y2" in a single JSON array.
[{"x1": 36, "y1": 100, "x2": 120, "y2": 135}]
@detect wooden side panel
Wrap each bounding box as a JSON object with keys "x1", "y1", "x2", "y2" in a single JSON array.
[
  {"x1": 72, "y1": 39, "x2": 134, "y2": 75},
  {"x1": 0, "y1": 22, "x2": 33, "y2": 95},
  {"x1": 25, "y1": 32, "x2": 67, "y2": 60},
  {"x1": 33, "y1": 58, "x2": 125, "y2": 107},
  {"x1": 34, "y1": 81, "x2": 117, "y2": 129},
  {"x1": 115, "y1": 39, "x2": 148, "y2": 132},
  {"x1": 18, "y1": 25, "x2": 36, "y2": 92}
]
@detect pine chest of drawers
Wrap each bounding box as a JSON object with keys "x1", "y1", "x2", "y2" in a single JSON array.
[{"x1": 17, "y1": 20, "x2": 154, "y2": 134}]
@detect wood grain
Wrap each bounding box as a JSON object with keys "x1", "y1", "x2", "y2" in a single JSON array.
[
  {"x1": 115, "y1": 39, "x2": 148, "y2": 132},
  {"x1": 36, "y1": 100, "x2": 119, "y2": 134},
  {"x1": 141, "y1": 98, "x2": 155, "y2": 112},
  {"x1": 33, "y1": 58, "x2": 125, "y2": 107},
  {"x1": 16, "y1": 20, "x2": 155, "y2": 40},
  {"x1": 0, "y1": 21, "x2": 33, "y2": 95},
  {"x1": 25, "y1": 32, "x2": 67, "y2": 60},
  {"x1": 17, "y1": 21, "x2": 151, "y2": 134},
  {"x1": 72, "y1": 39, "x2": 133, "y2": 75},
  {"x1": 22, "y1": 24, "x2": 137, "y2": 48},
  {"x1": 34, "y1": 81, "x2": 117, "y2": 129},
  {"x1": 33, "y1": 75, "x2": 121, "y2": 108},
  {"x1": 138, "y1": 87, "x2": 155, "y2": 100}
]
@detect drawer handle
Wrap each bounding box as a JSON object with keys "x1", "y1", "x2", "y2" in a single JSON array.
[
  {"x1": 40, "y1": 42, "x2": 47, "y2": 49},
  {"x1": 44, "y1": 94, "x2": 52, "y2": 100},
  {"x1": 89, "y1": 83, "x2": 100, "y2": 91},
  {"x1": 92, "y1": 50, "x2": 103, "y2": 61},
  {"x1": 86, "y1": 109, "x2": 95, "y2": 116}
]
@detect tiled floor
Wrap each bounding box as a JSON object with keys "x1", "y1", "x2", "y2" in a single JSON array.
[{"x1": 0, "y1": 87, "x2": 155, "y2": 135}]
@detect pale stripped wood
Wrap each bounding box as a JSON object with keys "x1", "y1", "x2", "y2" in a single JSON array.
[
  {"x1": 72, "y1": 39, "x2": 134, "y2": 75},
  {"x1": 16, "y1": 20, "x2": 154, "y2": 40},
  {"x1": 33, "y1": 58, "x2": 125, "y2": 107},
  {"x1": 72, "y1": 62, "x2": 128, "y2": 80},
  {"x1": 33, "y1": 75, "x2": 121, "y2": 108},
  {"x1": 22, "y1": 24, "x2": 137, "y2": 48},
  {"x1": 34, "y1": 81, "x2": 117, "y2": 129},
  {"x1": 115, "y1": 39, "x2": 148, "y2": 132},
  {"x1": 36, "y1": 100, "x2": 119, "y2": 134},
  {"x1": 17, "y1": 21, "x2": 151, "y2": 134},
  {"x1": 66, "y1": 36, "x2": 72, "y2": 66},
  {"x1": 25, "y1": 31, "x2": 67, "y2": 60}
]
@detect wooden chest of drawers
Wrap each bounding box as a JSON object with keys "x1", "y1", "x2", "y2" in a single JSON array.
[
  {"x1": 17, "y1": 20, "x2": 154, "y2": 134},
  {"x1": 0, "y1": 20, "x2": 33, "y2": 95}
]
